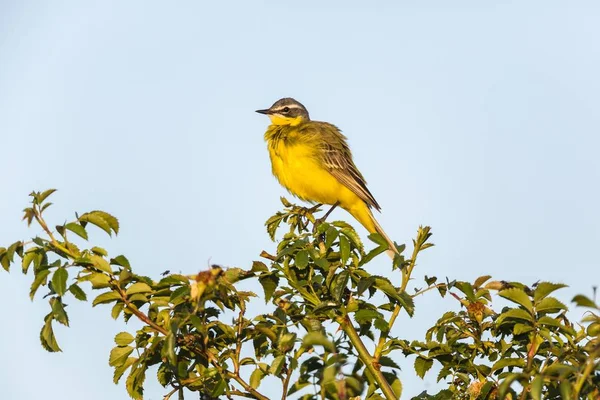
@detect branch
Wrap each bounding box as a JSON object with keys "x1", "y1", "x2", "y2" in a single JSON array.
[
  {"x1": 340, "y1": 316, "x2": 398, "y2": 400},
  {"x1": 373, "y1": 239, "x2": 422, "y2": 362}
]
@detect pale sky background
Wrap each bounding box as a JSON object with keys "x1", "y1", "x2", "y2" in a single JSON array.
[{"x1": 1, "y1": 1, "x2": 599, "y2": 399}]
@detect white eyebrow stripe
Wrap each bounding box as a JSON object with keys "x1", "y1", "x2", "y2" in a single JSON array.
[{"x1": 272, "y1": 104, "x2": 303, "y2": 112}]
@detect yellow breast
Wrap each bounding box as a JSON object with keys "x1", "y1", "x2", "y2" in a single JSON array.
[{"x1": 267, "y1": 138, "x2": 359, "y2": 208}]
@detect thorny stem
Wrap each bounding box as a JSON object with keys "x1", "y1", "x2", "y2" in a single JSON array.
[
  {"x1": 373, "y1": 240, "x2": 422, "y2": 362},
  {"x1": 340, "y1": 316, "x2": 398, "y2": 400}
]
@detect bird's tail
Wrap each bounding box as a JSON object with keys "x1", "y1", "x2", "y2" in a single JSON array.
[
  {"x1": 350, "y1": 204, "x2": 398, "y2": 260},
  {"x1": 370, "y1": 211, "x2": 399, "y2": 260}
]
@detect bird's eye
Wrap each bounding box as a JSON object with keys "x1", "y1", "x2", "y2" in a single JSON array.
[{"x1": 283, "y1": 107, "x2": 290, "y2": 112}]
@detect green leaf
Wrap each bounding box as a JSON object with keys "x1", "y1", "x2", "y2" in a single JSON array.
[
  {"x1": 30, "y1": 269, "x2": 51, "y2": 300},
  {"x1": 125, "y1": 362, "x2": 146, "y2": 400},
  {"x1": 84, "y1": 272, "x2": 111, "y2": 289},
  {"x1": 499, "y1": 288, "x2": 533, "y2": 313},
  {"x1": 50, "y1": 297, "x2": 69, "y2": 326},
  {"x1": 497, "y1": 372, "x2": 521, "y2": 398},
  {"x1": 90, "y1": 255, "x2": 112, "y2": 273},
  {"x1": 52, "y1": 267, "x2": 68, "y2": 296},
  {"x1": 109, "y1": 345, "x2": 134, "y2": 367},
  {"x1": 37, "y1": 189, "x2": 57, "y2": 204},
  {"x1": 251, "y1": 261, "x2": 268, "y2": 273},
  {"x1": 270, "y1": 355, "x2": 286, "y2": 376},
  {"x1": 514, "y1": 323, "x2": 534, "y2": 335},
  {"x1": 355, "y1": 309, "x2": 383, "y2": 324},
  {"x1": 259, "y1": 274, "x2": 279, "y2": 303},
  {"x1": 474, "y1": 275, "x2": 492, "y2": 288},
  {"x1": 65, "y1": 222, "x2": 88, "y2": 240},
  {"x1": 21, "y1": 250, "x2": 37, "y2": 274},
  {"x1": 115, "y1": 332, "x2": 135, "y2": 346},
  {"x1": 79, "y1": 211, "x2": 119, "y2": 236},
  {"x1": 302, "y1": 331, "x2": 335, "y2": 352},
  {"x1": 111, "y1": 303, "x2": 124, "y2": 320},
  {"x1": 414, "y1": 356, "x2": 433, "y2": 379},
  {"x1": 111, "y1": 255, "x2": 131, "y2": 269},
  {"x1": 339, "y1": 235, "x2": 351, "y2": 265},
  {"x1": 536, "y1": 297, "x2": 567, "y2": 313},
  {"x1": 295, "y1": 250, "x2": 309, "y2": 269},
  {"x1": 559, "y1": 380, "x2": 572, "y2": 399},
  {"x1": 249, "y1": 367, "x2": 265, "y2": 389},
  {"x1": 572, "y1": 294, "x2": 598, "y2": 309},
  {"x1": 93, "y1": 290, "x2": 121, "y2": 306},
  {"x1": 533, "y1": 282, "x2": 567, "y2": 302},
  {"x1": 331, "y1": 270, "x2": 349, "y2": 302},
  {"x1": 126, "y1": 282, "x2": 153, "y2": 295},
  {"x1": 491, "y1": 357, "x2": 525, "y2": 372},
  {"x1": 113, "y1": 357, "x2": 137, "y2": 384},
  {"x1": 163, "y1": 333, "x2": 177, "y2": 366},
  {"x1": 497, "y1": 307, "x2": 535, "y2": 325},
  {"x1": 40, "y1": 315, "x2": 61, "y2": 352},
  {"x1": 68, "y1": 283, "x2": 87, "y2": 301},
  {"x1": 530, "y1": 375, "x2": 543, "y2": 400},
  {"x1": 91, "y1": 246, "x2": 108, "y2": 256}
]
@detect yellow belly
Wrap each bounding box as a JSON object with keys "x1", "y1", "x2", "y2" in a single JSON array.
[{"x1": 268, "y1": 141, "x2": 360, "y2": 209}]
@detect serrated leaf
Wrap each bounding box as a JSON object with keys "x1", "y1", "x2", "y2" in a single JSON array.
[
  {"x1": 110, "y1": 255, "x2": 131, "y2": 269},
  {"x1": 530, "y1": 375, "x2": 543, "y2": 400},
  {"x1": 115, "y1": 332, "x2": 135, "y2": 346},
  {"x1": 126, "y1": 282, "x2": 153, "y2": 295},
  {"x1": 21, "y1": 251, "x2": 37, "y2": 274},
  {"x1": 355, "y1": 309, "x2": 383, "y2": 324},
  {"x1": 559, "y1": 380, "x2": 572, "y2": 399},
  {"x1": 40, "y1": 315, "x2": 61, "y2": 352},
  {"x1": 414, "y1": 356, "x2": 433, "y2": 379},
  {"x1": 111, "y1": 303, "x2": 124, "y2": 320},
  {"x1": 533, "y1": 282, "x2": 567, "y2": 302},
  {"x1": 251, "y1": 261, "x2": 268, "y2": 273},
  {"x1": 491, "y1": 358, "x2": 525, "y2": 372},
  {"x1": 93, "y1": 290, "x2": 121, "y2": 306},
  {"x1": 65, "y1": 222, "x2": 88, "y2": 240},
  {"x1": 259, "y1": 274, "x2": 279, "y2": 303},
  {"x1": 79, "y1": 211, "x2": 118, "y2": 236},
  {"x1": 536, "y1": 297, "x2": 567, "y2": 313},
  {"x1": 339, "y1": 235, "x2": 351, "y2": 265},
  {"x1": 572, "y1": 294, "x2": 598, "y2": 309},
  {"x1": 514, "y1": 323, "x2": 534, "y2": 335},
  {"x1": 37, "y1": 189, "x2": 57, "y2": 204},
  {"x1": 52, "y1": 267, "x2": 68, "y2": 296},
  {"x1": 68, "y1": 283, "x2": 87, "y2": 301},
  {"x1": 497, "y1": 308, "x2": 535, "y2": 325},
  {"x1": 30, "y1": 269, "x2": 51, "y2": 300},
  {"x1": 50, "y1": 297, "x2": 69, "y2": 326},
  {"x1": 331, "y1": 270, "x2": 349, "y2": 302},
  {"x1": 302, "y1": 331, "x2": 335, "y2": 352},
  {"x1": 295, "y1": 250, "x2": 309, "y2": 269},
  {"x1": 109, "y1": 345, "x2": 134, "y2": 367},
  {"x1": 474, "y1": 275, "x2": 492, "y2": 288},
  {"x1": 90, "y1": 255, "x2": 112, "y2": 273},
  {"x1": 91, "y1": 246, "x2": 108, "y2": 256},
  {"x1": 499, "y1": 288, "x2": 533, "y2": 313},
  {"x1": 113, "y1": 357, "x2": 137, "y2": 384},
  {"x1": 270, "y1": 355, "x2": 286, "y2": 375},
  {"x1": 249, "y1": 367, "x2": 265, "y2": 389}
]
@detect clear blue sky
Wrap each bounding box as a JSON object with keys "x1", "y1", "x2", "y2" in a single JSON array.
[{"x1": 1, "y1": 1, "x2": 599, "y2": 399}]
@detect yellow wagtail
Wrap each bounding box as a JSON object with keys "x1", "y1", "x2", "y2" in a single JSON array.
[{"x1": 257, "y1": 97, "x2": 397, "y2": 259}]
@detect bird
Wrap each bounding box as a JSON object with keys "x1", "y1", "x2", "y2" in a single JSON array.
[{"x1": 256, "y1": 97, "x2": 398, "y2": 259}]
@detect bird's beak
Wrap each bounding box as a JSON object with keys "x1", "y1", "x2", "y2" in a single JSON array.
[{"x1": 255, "y1": 108, "x2": 271, "y2": 115}]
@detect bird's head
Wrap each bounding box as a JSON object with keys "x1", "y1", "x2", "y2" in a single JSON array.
[{"x1": 256, "y1": 97, "x2": 310, "y2": 126}]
